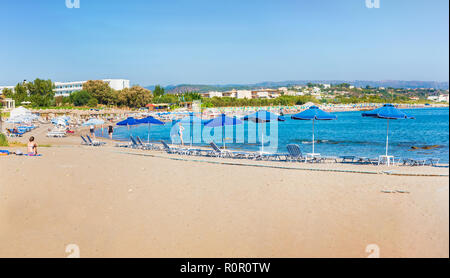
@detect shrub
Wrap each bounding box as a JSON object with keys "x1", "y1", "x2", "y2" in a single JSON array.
[{"x1": 0, "y1": 133, "x2": 9, "y2": 147}]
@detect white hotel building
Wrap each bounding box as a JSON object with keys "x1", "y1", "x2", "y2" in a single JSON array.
[
  {"x1": 0, "y1": 79, "x2": 130, "y2": 97},
  {"x1": 54, "y1": 79, "x2": 130, "y2": 97}
]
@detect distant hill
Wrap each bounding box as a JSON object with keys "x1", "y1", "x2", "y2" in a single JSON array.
[{"x1": 145, "y1": 80, "x2": 449, "y2": 93}]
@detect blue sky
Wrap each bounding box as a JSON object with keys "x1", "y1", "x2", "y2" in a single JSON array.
[{"x1": 1, "y1": 0, "x2": 448, "y2": 86}]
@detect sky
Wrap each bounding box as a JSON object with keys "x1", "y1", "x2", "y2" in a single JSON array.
[{"x1": 0, "y1": 0, "x2": 448, "y2": 86}]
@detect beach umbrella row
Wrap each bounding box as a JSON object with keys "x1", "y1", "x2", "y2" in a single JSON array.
[
  {"x1": 114, "y1": 104, "x2": 415, "y2": 164},
  {"x1": 116, "y1": 116, "x2": 165, "y2": 142}
]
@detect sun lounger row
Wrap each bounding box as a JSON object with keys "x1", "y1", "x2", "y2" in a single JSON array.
[{"x1": 113, "y1": 138, "x2": 441, "y2": 166}]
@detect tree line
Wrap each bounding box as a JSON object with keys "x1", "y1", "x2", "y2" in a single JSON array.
[{"x1": 2, "y1": 79, "x2": 431, "y2": 110}]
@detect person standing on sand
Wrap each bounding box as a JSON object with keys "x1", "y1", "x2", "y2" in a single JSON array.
[
  {"x1": 178, "y1": 123, "x2": 185, "y2": 146},
  {"x1": 108, "y1": 125, "x2": 114, "y2": 139},
  {"x1": 27, "y1": 136, "x2": 38, "y2": 156},
  {"x1": 90, "y1": 124, "x2": 95, "y2": 138}
]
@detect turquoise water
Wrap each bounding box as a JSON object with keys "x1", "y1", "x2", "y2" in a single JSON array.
[{"x1": 100, "y1": 107, "x2": 449, "y2": 163}]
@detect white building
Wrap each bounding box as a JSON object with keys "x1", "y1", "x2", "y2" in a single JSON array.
[
  {"x1": 54, "y1": 79, "x2": 130, "y2": 97},
  {"x1": 428, "y1": 94, "x2": 449, "y2": 103},
  {"x1": 201, "y1": 91, "x2": 223, "y2": 98},
  {"x1": 0, "y1": 85, "x2": 15, "y2": 95},
  {"x1": 322, "y1": 84, "x2": 331, "y2": 89},
  {"x1": 251, "y1": 91, "x2": 269, "y2": 99},
  {"x1": 1, "y1": 79, "x2": 130, "y2": 97},
  {"x1": 236, "y1": 90, "x2": 252, "y2": 99},
  {"x1": 222, "y1": 90, "x2": 237, "y2": 98}
]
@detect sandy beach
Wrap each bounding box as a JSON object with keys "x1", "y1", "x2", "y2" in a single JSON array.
[{"x1": 0, "y1": 126, "x2": 448, "y2": 258}]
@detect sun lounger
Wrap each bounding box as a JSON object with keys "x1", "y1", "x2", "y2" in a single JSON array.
[
  {"x1": 285, "y1": 144, "x2": 306, "y2": 162},
  {"x1": 340, "y1": 155, "x2": 357, "y2": 163},
  {"x1": 355, "y1": 157, "x2": 379, "y2": 165},
  {"x1": 208, "y1": 142, "x2": 254, "y2": 159},
  {"x1": 254, "y1": 152, "x2": 286, "y2": 161},
  {"x1": 340, "y1": 156, "x2": 377, "y2": 165},
  {"x1": 315, "y1": 155, "x2": 339, "y2": 163},
  {"x1": 161, "y1": 140, "x2": 189, "y2": 155},
  {"x1": 402, "y1": 158, "x2": 424, "y2": 166},
  {"x1": 136, "y1": 136, "x2": 159, "y2": 150},
  {"x1": 6, "y1": 129, "x2": 24, "y2": 137},
  {"x1": 128, "y1": 136, "x2": 142, "y2": 149},
  {"x1": 402, "y1": 158, "x2": 438, "y2": 166},
  {"x1": 80, "y1": 135, "x2": 90, "y2": 145},
  {"x1": 86, "y1": 135, "x2": 105, "y2": 146},
  {"x1": 425, "y1": 158, "x2": 440, "y2": 166}
]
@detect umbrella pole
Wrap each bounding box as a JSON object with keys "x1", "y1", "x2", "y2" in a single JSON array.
[
  {"x1": 312, "y1": 119, "x2": 315, "y2": 154},
  {"x1": 148, "y1": 123, "x2": 150, "y2": 143},
  {"x1": 386, "y1": 119, "x2": 389, "y2": 156},
  {"x1": 261, "y1": 124, "x2": 264, "y2": 153},
  {"x1": 223, "y1": 125, "x2": 225, "y2": 149}
]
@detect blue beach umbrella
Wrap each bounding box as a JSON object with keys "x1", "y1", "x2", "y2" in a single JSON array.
[
  {"x1": 242, "y1": 110, "x2": 286, "y2": 123},
  {"x1": 204, "y1": 114, "x2": 243, "y2": 149},
  {"x1": 116, "y1": 117, "x2": 140, "y2": 126},
  {"x1": 242, "y1": 110, "x2": 285, "y2": 152},
  {"x1": 116, "y1": 117, "x2": 141, "y2": 138},
  {"x1": 362, "y1": 104, "x2": 414, "y2": 157},
  {"x1": 291, "y1": 105, "x2": 337, "y2": 154},
  {"x1": 137, "y1": 116, "x2": 165, "y2": 143}
]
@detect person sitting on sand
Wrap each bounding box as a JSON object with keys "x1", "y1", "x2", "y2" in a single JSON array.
[{"x1": 27, "y1": 136, "x2": 38, "y2": 156}]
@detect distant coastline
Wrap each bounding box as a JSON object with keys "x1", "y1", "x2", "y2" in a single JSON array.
[{"x1": 146, "y1": 80, "x2": 450, "y2": 93}]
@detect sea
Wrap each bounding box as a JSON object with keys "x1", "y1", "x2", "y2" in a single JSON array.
[{"x1": 98, "y1": 107, "x2": 449, "y2": 163}]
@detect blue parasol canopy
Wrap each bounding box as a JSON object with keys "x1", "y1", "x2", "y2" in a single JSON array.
[
  {"x1": 291, "y1": 106, "x2": 337, "y2": 120},
  {"x1": 242, "y1": 110, "x2": 285, "y2": 123},
  {"x1": 204, "y1": 114, "x2": 243, "y2": 127},
  {"x1": 362, "y1": 104, "x2": 414, "y2": 158},
  {"x1": 291, "y1": 106, "x2": 337, "y2": 154},
  {"x1": 205, "y1": 114, "x2": 243, "y2": 148},
  {"x1": 116, "y1": 117, "x2": 140, "y2": 126},
  {"x1": 137, "y1": 116, "x2": 165, "y2": 125},
  {"x1": 362, "y1": 104, "x2": 414, "y2": 119},
  {"x1": 242, "y1": 110, "x2": 285, "y2": 153}
]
